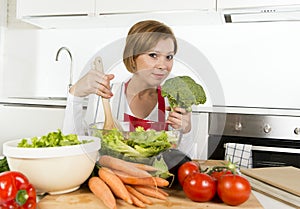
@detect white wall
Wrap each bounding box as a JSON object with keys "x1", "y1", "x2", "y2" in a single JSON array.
[
  {"x1": 0, "y1": 0, "x2": 7, "y2": 97},
  {"x1": 3, "y1": 21, "x2": 300, "y2": 110}
]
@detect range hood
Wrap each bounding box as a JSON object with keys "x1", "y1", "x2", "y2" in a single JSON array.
[{"x1": 222, "y1": 5, "x2": 300, "y2": 23}]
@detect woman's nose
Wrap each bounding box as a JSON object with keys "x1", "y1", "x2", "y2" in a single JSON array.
[{"x1": 156, "y1": 57, "x2": 168, "y2": 70}]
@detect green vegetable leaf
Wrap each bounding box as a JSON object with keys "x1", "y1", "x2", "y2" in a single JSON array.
[
  {"x1": 152, "y1": 157, "x2": 174, "y2": 181},
  {"x1": 17, "y1": 129, "x2": 93, "y2": 148},
  {"x1": 96, "y1": 128, "x2": 173, "y2": 158}
]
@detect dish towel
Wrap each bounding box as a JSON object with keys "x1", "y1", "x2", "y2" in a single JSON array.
[{"x1": 224, "y1": 143, "x2": 253, "y2": 169}]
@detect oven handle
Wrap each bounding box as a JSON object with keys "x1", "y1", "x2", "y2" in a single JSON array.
[{"x1": 252, "y1": 145, "x2": 300, "y2": 154}]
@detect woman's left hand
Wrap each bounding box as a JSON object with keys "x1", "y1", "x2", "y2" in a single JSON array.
[{"x1": 166, "y1": 107, "x2": 191, "y2": 134}]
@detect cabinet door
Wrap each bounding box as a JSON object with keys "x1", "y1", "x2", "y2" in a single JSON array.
[
  {"x1": 218, "y1": 0, "x2": 300, "y2": 9},
  {"x1": 16, "y1": 0, "x2": 95, "y2": 18},
  {"x1": 96, "y1": 0, "x2": 216, "y2": 14}
]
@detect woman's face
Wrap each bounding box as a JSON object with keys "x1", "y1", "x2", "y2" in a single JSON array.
[{"x1": 134, "y1": 38, "x2": 175, "y2": 87}]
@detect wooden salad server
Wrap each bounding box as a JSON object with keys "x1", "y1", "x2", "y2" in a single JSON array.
[{"x1": 93, "y1": 56, "x2": 123, "y2": 130}]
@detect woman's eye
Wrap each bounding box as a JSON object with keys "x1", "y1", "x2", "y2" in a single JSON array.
[
  {"x1": 149, "y1": 53, "x2": 157, "y2": 58},
  {"x1": 166, "y1": 55, "x2": 174, "y2": 60}
]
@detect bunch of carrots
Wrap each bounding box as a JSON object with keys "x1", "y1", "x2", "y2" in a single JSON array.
[{"x1": 88, "y1": 155, "x2": 170, "y2": 209}]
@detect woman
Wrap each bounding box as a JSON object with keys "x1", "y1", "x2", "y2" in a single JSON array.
[{"x1": 63, "y1": 20, "x2": 192, "y2": 153}]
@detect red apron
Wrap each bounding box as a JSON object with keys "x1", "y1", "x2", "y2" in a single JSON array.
[{"x1": 123, "y1": 81, "x2": 167, "y2": 131}]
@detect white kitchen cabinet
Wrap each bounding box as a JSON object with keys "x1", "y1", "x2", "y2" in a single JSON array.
[
  {"x1": 217, "y1": 0, "x2": 300, "y2": 10},
  {"x1": 96, "y1": 0, "x2": 216, "y2": 14},
  {"x1": 16, "y1": 0, "x2": 216, "y2": 18},
  {"x1": 14, "y1": 0, "x2": 220, "y2": 28},
  {"x1": 16, "y1": 0, "x2": 95, "y2": 18}
]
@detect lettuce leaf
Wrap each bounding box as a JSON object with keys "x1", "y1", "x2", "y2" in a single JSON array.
[
  {"x1": 17, "y1": 129, "x2": 92, "y2": 148},
  {"x1": 99, "y1": 128, "x2": 172, "y2": 158}
]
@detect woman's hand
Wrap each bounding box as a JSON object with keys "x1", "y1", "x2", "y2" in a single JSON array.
[
  {"x1": 166, "y1": 107, "x2": 191, "y2": 134},
  {"x1": 69, "y1": 69, "x2": 115, "y2": 98}
]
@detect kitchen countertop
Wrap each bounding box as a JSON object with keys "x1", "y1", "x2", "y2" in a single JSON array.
[
  {"x1": 0, "y1": 97, "x2": 87, "y2": 107},
  {"x1": 37, "y1": 159, "x2": 298, "y2": 209},
  {"x1": 0, "y1": 97, "x2": 68, "y2": 106},
  {"x1": 2, "y1": 97, "x2": 300, "y2": 117}
]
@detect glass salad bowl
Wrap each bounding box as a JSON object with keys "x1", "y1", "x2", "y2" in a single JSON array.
[{"x1": 88, "y1": 121, "x2": 182, "y2": 161}]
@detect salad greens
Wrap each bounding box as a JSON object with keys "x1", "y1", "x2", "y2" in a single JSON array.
[
  {"x1": 91, "y1": 127, "x2": 183, "y2": 184},
  {"x1": 95, "y1": 127, "x2": 176, "y2": 158},
  {"x1": 17, "y1": 129, "x2": 92, "y2": 148}
]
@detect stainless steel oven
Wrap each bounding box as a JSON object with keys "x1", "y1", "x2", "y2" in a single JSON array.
[{"x1": 208, "y1": 113, "x2": 300, "y2": 168}]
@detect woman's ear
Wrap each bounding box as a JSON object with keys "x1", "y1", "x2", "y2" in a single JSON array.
[{"x1": 131, "y1": 60, "x2": 137, "y2": 72}]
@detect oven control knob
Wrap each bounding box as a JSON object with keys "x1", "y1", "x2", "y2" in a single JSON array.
[
  {"x1": 263, "y1": 124, "x2": 272, "y2": 133},
  {"x1": 294, "y1": 127, "x2": 300, "y2": 135},
  {"x1": 235, "y1": 122, "x2": 242, "y2": 131}
]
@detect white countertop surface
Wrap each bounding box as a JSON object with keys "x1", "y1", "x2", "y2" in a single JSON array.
[
  {"x1": 0, "y1": 97, "x2": 68, "y2": 106},
  {"x1": 2, "y1": 97, "x2": 300, "y2": 117}
]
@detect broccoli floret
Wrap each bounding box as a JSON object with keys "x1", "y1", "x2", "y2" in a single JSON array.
[{"x1": 161, "y1": 76, "x2": 206, "y2": 112}]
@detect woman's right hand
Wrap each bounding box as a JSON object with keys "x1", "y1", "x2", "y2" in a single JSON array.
[{"x1": 69, "y1": 69, "x2": 115, "y2": 98}]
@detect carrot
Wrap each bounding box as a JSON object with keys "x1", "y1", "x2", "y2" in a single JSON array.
[
  {"x1": 143, "y1": 186, "x2": 169, "y2": 197},
  {"x1": 88, "y1": 177, "x2": 117, "y2": 209},
  {"x1": 134, "y1": 185, "x2": 168, "y2": 200},
  {"x1": 125, "y1": 185, "x2": 153, "y2": 205},
  {"x1": 99, "y1": 155, "x2": 152, "y2": 178},
  {"x1": 155, "y1": 187, "x2": 169, "y2": 197},
  {"x1": 113, "y1": 169, "x2": 169, "y2": 187},
  {"x1": 129, "y1": 193, "x2": 146, "y2": 208},
  {"x1": 126, "y1": 161, "x2": 158, "y2": 172},
  {"x1": 98, "y1": 167, "x2": 133, "y2": 205}
]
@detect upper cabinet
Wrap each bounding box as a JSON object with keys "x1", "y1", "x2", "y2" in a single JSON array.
[
  {"x1": 96, "y1": 0, "x2": 215, "y2": 14},
  {"x1": 16, "y1": 0, "x2": 95, "y2": 17},
  {"x1": 217, "y1": 0, "x2": 300, "y2": 9},
  {"x1": 15, "y1": 0, "x2": 220, "y2": 28}
]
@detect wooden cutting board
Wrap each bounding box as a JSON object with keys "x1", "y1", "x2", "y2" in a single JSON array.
[
  {"x1": 37, "y1": 160, "x2": 263, "y2": 209},
  {"x1": 37, "y1": 188, "x2": 262, "y2": 209},
  {"x1": 241, "y1": 166, "x2": 300, "y2": 197}
]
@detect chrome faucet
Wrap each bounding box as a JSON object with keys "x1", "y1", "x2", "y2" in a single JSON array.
[{"x1": 55, "y1": 46, "x2": 73, "y2": 90}]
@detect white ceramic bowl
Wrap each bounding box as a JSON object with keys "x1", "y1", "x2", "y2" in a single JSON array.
[{"x1": 3, "y1": 136, "x2": 100, "y2": 195}]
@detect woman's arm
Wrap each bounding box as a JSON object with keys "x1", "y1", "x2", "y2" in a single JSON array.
[
  {"x1": 62, "y1": 93, "x2": 86, "y2": 135},
  {"x1": 62, "y1": 68, "x2": 115, "y2": 135}
]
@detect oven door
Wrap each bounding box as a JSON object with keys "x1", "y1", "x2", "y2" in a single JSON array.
[{"x1": 208, "y1": 113, "x2": 300, "y2": 168}]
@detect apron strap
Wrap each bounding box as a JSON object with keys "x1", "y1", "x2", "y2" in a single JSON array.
[{"x1": 124, "y1": 81, "x2": 167, "y2": 131}]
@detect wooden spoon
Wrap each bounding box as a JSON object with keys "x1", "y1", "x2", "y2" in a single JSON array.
[{"x1": 93, "y1": 56, "x2": 119, "y2": 130}]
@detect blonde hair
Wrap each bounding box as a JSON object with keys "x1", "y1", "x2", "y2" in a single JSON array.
[{"x1": 123, "y1": 20, "x2": 177, "y2": 73}]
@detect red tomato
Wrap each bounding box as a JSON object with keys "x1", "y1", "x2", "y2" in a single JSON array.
[
  {"x1": 217, "y1": 174, "x2": 251, "y2": 206},
  {"x1": 183, "y1": 172, "x2": 216, "y2": 202},
  {"x1": 210, "y1": 169, "x2": 232, "y2": 181},
  {"x1": 177, "y1": 161, "x2": 199, "y2": 186}
]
